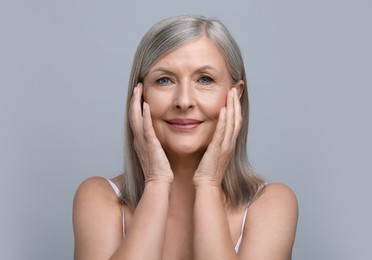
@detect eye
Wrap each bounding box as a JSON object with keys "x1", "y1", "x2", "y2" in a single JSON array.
[
  {"x1": 198, "y1": 76, "x2": 214, "y2": 85},
  {"x1": 156, "y1": 77, "x2": 172, "y2": 85}
]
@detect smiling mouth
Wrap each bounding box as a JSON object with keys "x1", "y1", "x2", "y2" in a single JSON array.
[{"x1": 165, "y1": 119, "x2": 202, "y2": 130}]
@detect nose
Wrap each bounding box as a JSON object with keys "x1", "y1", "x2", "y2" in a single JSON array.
[{"x1": 172, "y1": 83, "x2": 196, "y2": 111}]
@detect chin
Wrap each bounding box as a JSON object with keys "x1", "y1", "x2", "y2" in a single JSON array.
[{"x1": 164, "y1": 143, "x2": 207, "y2": 157}]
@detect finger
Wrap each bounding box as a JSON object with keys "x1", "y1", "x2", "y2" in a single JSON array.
[
  {"x1": 142, "y1": 102, "x2": 161, "y2": 146},
  {"x1": 221, "y1": 89, "x2": 235, "y2": 147},
  {"x1": 129, "y1": 83, "x2": 144, "y2": 138},
  {"x1": 232, "y1": 87, "x2": 242, "y2": 141},
  {"x1": 209, "y1": 106, "x2": 226, "y2": 147},
  {"x1": 129, "y1": 83, "x2": 142, "y2": 119}
]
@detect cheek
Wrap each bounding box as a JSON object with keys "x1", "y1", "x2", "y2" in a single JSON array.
[
  {"x1": 143, "y1": 90, "x2": 169, "y2": 118},
  {"x1": 199, "y1": 92, "x2": 228, "y2": 118}
]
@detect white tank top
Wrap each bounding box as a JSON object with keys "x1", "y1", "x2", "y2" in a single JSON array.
[{"x1": 106, "y1": 179, "x2": 266, "y2": 253}]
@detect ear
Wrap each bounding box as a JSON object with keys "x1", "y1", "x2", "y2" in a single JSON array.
[{"x1": 234, "y1": 80, "x2": 245, "y2": 99}]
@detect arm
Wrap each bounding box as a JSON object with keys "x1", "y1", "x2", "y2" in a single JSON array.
[
  {"x1": 193, "y1": 88, "x2": 241, "y2": 259},
  {"x1": 238, "y1": 183, "x2": 298, "y2": 259},
  {"x1": 193, "y1": 88, "x2": 298, "y2": 259},
  {"x1": 109, "y1": 181, "x2": 171, "y2": 259},
  {"x1": 194, "y1": 185, "x2": 237, "y2": 259},
  {"x1": 73, "y1": 84, "x2": 173, "y2": 259},
  {"x1": 193, "y1": 183, "x2": 298, "y2": 260},
  {"x1": 73, "y1": 177, "x2": 171, "y2": 260}
]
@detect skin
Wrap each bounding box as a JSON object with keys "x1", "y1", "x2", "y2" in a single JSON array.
[
  {"x1": 73, "y1": 36, "x2": 298, "y2": 260},
  {"x1": 142, "y1": 37, "x2": 238, "y2": 161}
]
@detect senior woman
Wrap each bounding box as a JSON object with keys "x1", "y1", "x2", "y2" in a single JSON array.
[{"x1": 73, "y1": 15, "x2": 298, "y2": 260}]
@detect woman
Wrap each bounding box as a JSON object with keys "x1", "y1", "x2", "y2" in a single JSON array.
[{"x1": 73, "y1": 15, "x2": 298, "y2": 259}]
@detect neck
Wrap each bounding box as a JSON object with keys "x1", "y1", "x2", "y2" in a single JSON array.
[
  {"x1": 165, "y1": 150, "x2": 229, "y2": 213},
  {"x1": 166, "y1": 151, "x2": 203, "y2": 209},
  {"x1": 166, "y1": 150, "x2": 204, "y2": 178}
]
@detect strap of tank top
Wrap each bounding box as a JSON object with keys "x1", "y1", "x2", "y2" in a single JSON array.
[
  {"x1": 107, "y1": 179, "x2": 121, "y2": 196},
  {"x1": 234, "y1": 182, "x2": 268, "y2": 252},
  {"x1": 234, "y1": 206, "x2": 248, "y2": 252},
  {"x1": 106, "y1": 178, "x2": 126, "y2": 237}
]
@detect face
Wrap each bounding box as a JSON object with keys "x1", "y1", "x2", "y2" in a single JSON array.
[{"x1": 143, "y1": 36, "x2": 242, "y2": 157}]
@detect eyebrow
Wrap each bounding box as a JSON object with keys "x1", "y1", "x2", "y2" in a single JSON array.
[
  {"x1": 149, "y1": 67, "x2": 175, "y2": 75},
  {"x1": 149, "y1": 65, "x2": 219, "y2": 75}
]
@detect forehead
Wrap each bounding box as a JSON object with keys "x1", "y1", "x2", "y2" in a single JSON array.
[{"x1": 149, "y1": 36, "x2": 228, "y2": 71}]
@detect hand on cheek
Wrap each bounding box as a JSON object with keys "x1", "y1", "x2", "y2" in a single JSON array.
[
  {"x1": 129, "y1": 83, "x2": 174, "y2": 184},
  {"x1": 193, "y1": 88, "x2": 242, "y2": 187}
]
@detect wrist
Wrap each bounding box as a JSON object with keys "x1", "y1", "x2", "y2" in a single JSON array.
[
  {"x1": 193, "y1": 180, "x2": 222, "y2": 190},
  {"x1": 145, "y1": 174, "x2": 173, "y2": 185},
  {"x1": 193, "y1": 176, "x2": 222, "y2": 188},
  {"x1": 144, "y1": 179, "x2": 172, "y2": 193},
  {"x1": 193, "y1": 183, "x2": 226, "y2": 205},
  {"x1": 145, "y1": 179, "x2": 172, "y2": 186}
]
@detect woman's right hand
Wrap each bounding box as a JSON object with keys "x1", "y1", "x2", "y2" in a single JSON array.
[{"x1": 129, "y1": 83, "x2": 174, "y2": 184}]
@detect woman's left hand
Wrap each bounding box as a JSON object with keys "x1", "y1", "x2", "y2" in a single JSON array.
[{"x1": 193, "y1": 88, "x2": 242, "y2": 187}]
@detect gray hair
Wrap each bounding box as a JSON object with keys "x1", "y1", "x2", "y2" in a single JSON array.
[{"x1": 121, "y1": 15, "x2": 264, "y2": 209}]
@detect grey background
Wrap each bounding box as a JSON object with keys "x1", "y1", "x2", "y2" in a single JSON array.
[{"x1": 1, "y1": 0, "x2": 371, "y2": 259}]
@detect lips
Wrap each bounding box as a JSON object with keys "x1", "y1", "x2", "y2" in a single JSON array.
[{"x1": 165, "y1": 118, "x2": 202, "y2": 131}]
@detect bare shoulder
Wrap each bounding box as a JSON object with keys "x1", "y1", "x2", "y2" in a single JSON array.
[
  {"x1": 248, "y1": 182, "x2": 298, "y2": 229},
  {"x1": 73, "y1": 176, "x2": 120, "y2": 207},
  {"x1": 73, "y1": 176, "x2": 124, "y2": 259},
  {"x1": 239, "y1": 183, "x2": 298, "y2": 259},
  {"x1": 252, "y1": 183, "x2": 298, "y2": 213},
  {"x1": 73, "y1": 176, "x2": 123, "y2": 233},
  {"x1": 73, "y1": 176, "x2": 124, "y2": 225}
]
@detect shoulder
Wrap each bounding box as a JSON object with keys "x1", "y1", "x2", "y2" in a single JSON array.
[
  {"x1": 73, "y1": 176, "x2": 123, "y2": 227},
  {"x1": 240, "y1": 183, "x2": 298, "y2": 258},
  {"x1": 74, "y1": 176, "x2": 119, "y2": 203},
  {"x1": 248, "y1": 182, "x2": 298, "y2": 227},
  {"x1": 73, "y1": 176, "x2": 124, "y2": 259},
  {"x1": 73, "y1": 176, "x2": 125, "y2": 219},
  {"x1": 253, "y1": 182, "x2": 298, "y2": 211}
]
